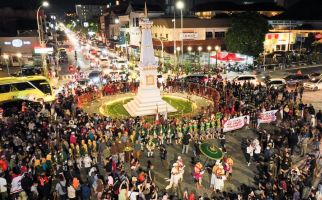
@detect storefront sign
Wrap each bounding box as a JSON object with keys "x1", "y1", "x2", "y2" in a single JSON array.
[
  {"x1": 180, "y1": 32, "x2": 198, "y2": 40},
  {"x1": 223, "y1": 115, "x2": 250, "y2": 132},
  {"x1": 34, "y1": 47, "x2": 54, "y2": 54},
  {"x1": 258, "y1": 110, "x2": 278, "y2": 124},
  {"x1": 2, "y1": 39, "x2": 32, "y2": 47},
  {"x1": 12, "y1": 39, "x2": 23, "y2": 47}
]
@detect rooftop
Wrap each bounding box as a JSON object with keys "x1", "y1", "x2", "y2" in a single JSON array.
[
  {"x1": 193, "y1": 1, "x2": 285, "y2": 12},
  {"x1": 152, "y1": 17, "x2": 231, "y2": 28}
]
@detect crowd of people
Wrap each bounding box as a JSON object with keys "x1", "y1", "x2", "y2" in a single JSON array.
[{"x1": 0, "y1": 74, "x2": 321, "y2": 200}]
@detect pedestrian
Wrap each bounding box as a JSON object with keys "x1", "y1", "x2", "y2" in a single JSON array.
[
  {"x1": 55, "y1": 173, "x2": 67, "y2": 200},
  {"x1": 246, "y1": 143, "x2": 254, "y2": 166},
  {"x1": 182, "y1": 133, "x2": 191, "y2": 154}
]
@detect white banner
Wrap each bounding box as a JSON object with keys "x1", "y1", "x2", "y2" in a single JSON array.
[
  {"x1": 223, "y1": 115, "x2": 250, "y2": 132},
  {"x1": 258, "y1": 110, "x2": 278, "y2": 124}
]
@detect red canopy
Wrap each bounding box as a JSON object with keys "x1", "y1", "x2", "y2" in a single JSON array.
[{"x1": 210, "y1": 52, "x2": 245, "y2": 62}]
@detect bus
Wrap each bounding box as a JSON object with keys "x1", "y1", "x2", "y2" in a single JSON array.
[{"x1": 0, "y1": 76, "x2": 55, "y2": 103}]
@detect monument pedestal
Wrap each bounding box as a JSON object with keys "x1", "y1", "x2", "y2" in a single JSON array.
[{"x1": 124, "y1": 87, "x2": 176, "y2": 117}]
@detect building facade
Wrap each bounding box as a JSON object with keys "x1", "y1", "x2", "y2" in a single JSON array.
[{"x1": 76, "y1": 4, "x2": 107, "y2": 23}]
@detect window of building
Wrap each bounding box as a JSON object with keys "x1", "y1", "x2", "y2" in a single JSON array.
[
  {"x1": 206, "y1": 32, "x2": 213, "y2": 39},
  {"x1": 166, "y1": 34, "x2": 168, "y2": 39},
  {"x1": 215, "y1": 32, "x2": 225, "y2": 38},
  {"x1": 281, "y1": 44, "x2": 286, "y2": 51},
  {"x1": 160, "y1": 33, "x2": 162, "y2": 38},
  {"x1": 155, "y1": 33, "x2": 157, "y2": 38},
  {"x1": 136, "y1": 18, "x2": 139, "y2": 27}
]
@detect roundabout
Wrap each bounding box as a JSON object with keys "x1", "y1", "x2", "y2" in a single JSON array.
[{"x1": 99, "y1": 95, "x2": 197, "y2": 119}]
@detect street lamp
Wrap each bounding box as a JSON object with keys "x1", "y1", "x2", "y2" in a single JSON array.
[
  {"x1": 2, "y1": 54, "x2": 10, "y2": 75},
  {"x1": 176, "y1": 1, "x2": 184, "y2": 65},
  {"x1": 198, "y1": 46, "x2": 202, "y2": 71},
  {"x1": 37, "y1": 1, "x2": 49, "y2": 45},
  {"x1": 215, "y1": 45, "x2": 220, "y2": 70},
  {"x1": 37, "y1": 1, "x2": 49, "y2": 76},
  {"x1": 115, "y1": 18, "x2": 120, "y2": 24}
]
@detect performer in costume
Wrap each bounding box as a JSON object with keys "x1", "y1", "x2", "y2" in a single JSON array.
[
  {"x1": 146, "y1": 139, "x2": 156, "y2": 158},
  {"x1": 193, "y1": 162, "x2": 204, "y2": 189}
]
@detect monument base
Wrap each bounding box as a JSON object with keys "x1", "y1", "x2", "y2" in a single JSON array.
[{"x1": 124, "y1": 87, "x2": 177, "y2": 117}]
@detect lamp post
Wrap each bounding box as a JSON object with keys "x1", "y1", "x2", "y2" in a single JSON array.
[
  {"x1": 154, "y1": 37, "x2": 164, "y2": 69},
  {"x1": 172, "y1": 16, "x2": 176, "y2": 75},
  {"x1": 2, "y1": 54, "x2": 10, "y2": 75},
  {"x1": 37, "y1": 1, "x2": 49, "y2": 76},
  {"x1": 198, "y1": 46, "x2": 202, "y2": 71},
  {"x1": 215, "y1": 45, "x2": 220, "y2": 71},
  {"x1": 176, "y1": 1, "x2": 184, "y2": 66},
  {"x1": 207, "y1": 46, "x2": 212, "y2": 73},
  {"x1": 176, "y1": 47, "x2": 181, "y2": 74}
]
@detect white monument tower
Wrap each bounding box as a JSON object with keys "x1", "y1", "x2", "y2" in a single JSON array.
[{"x1": 124, "y1": 3, "x2": 176, "y2": 117}]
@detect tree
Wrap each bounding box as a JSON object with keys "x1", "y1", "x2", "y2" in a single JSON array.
[{"x1": 224, "y1": 12, "x2": 268, "y2": 57}]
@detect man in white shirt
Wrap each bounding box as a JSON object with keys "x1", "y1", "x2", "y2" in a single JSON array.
[
  {"x1": 67, "y1": 184, "x2": 76, "y2": 200},
  {"x1": 0, "y1": 175, "x2": 7, "y2": 199},
  {"x1": 83, "y1": 154, "x2": 92, "y2": 175}
]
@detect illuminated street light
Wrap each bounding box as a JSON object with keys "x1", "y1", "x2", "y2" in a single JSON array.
[
  {"x1": 176, "y1": 1, "x2": 184, "y2": 10},
  {"x1": 176, "y1": 47, "x2": 181, "y2": 52},
  {"x1": 176, "y1": 1, "x2": 184, "y2": 66},
  {"x1": 42, "y1": 1, "x2": 49, "y2": 7},
  {"x1": 198, "y1": 46, "x2": 202, "y2": 52},
  {"x1": 115, "y1": 18, "x2": 120, "y2": 24},
  {"x1": 187, "y1": 46, "x2": 192, "y2": 52},
  {"x1": 16, "y1": 53, "x2": 22, "y2": 58}
]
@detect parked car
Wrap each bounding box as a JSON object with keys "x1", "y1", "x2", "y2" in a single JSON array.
[
  {"x1": 88, "y1": 70, "x2": 102, "y2": 84},
  {"x1": 303, "y1": 78, "x2": 322, "y2": 91},
  {"x1": 233, "y1": 75, "x2": 263, "y2": 86},
  {"x1": 77, "y1": 78, "x2": 90, "y2": 89},
  {"x1": 267, "y1": 78, "x2": 287, "y2": 91},
  {"x1": 283, "y1": 74, "x2": 309, "y2": 85},
  {"x1": 99, "y1": 58, "x2": 109, "y2": 68},
  {"x1": 309, "y1": 72, "x2": 322, "y2": 81}
]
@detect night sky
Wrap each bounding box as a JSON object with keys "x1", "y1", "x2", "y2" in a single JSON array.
[{"x1": 0, "y1": 0, "x2": 279, "y2": 14}]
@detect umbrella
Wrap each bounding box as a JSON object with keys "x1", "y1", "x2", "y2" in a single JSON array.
[{"x1": 199, "y1": 142, "x2": 223, "y2": 160}]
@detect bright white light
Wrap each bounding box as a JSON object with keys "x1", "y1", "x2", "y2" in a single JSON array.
[
  {"x1": 187, "y1": 46, "x2": 192, "y2": 51},
  {"x1": 207, "y1": 46, "x2": 212, "y2": 51},
  {"x1": 198, "y1": 46, "x2": 202, "y2": 51},
  {"x1": 176, "y1": 1, "x2": 184, "y2": 10},
  {"x1": 16, "y1": 53, "x2": 22, "y2": 58},
  {"x1": 176, "y1": 47, "x2": 181, "y2": 51},
  {"x1": 2, "y1": 54, "x2": 9, "y2": 59},
  {"x1": 115, "y1": 19, "x2": 120, "y2": 24},
  {"x1": 215, "y1": 45, "x2": 220, "y2": 51},
  {"x1": 42, "y1": 1, "x2": 49, "y2": 7}
]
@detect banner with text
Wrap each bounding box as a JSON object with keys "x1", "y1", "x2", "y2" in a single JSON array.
[
  {"x1": 223, "y1": 115, "x2": 250, "y2": 132},
  {"x1": 258, "y1": 110, "x2": 278, "y2": 124}
]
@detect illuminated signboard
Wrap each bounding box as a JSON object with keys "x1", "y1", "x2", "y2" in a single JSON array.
[
  {"x1": 34, "y1": 47, "x2": 54, "y2": 54},
  {"x1": 180, "y1": 32, "x2": 198, "y2": 40},
  {"x1": 12, "y1": 39, "x2": 23, "y2": 47}
]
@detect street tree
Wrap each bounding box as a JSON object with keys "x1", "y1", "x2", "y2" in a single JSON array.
[{"x1": 224, "y1": 12, "x2": 269, "y2": 57}]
